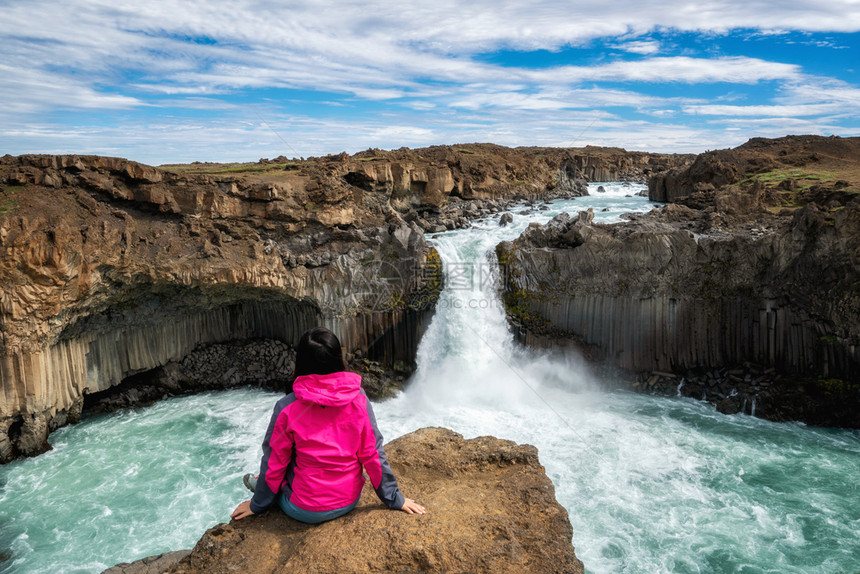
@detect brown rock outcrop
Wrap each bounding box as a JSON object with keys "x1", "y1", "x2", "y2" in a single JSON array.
[
  {"x1": 500, "y1": 135, "x2": 860, "y2": 427},
  {"x1": 649, "y1": 134, "x2": 860, "y2": 204},
  {"x1": 103, "y1": 551, "x2": 192, "y2": 574},
  {"x1": 109, "y1": 428, "x2": 583, "y2": 574},
  {"x1": 337, "y1": 144, "x2": 685, "y2": 205},
  {"x1": 0, "y1": 153, "x2": 441, "y2": 461}
]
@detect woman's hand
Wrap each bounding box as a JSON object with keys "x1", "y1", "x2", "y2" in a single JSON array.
[
  {"x1": 231, "y1": 499, "x2": 255, "y2": 521},
  {"x1": 399, "y1": 498, "x2": 426, "y2": 515}
]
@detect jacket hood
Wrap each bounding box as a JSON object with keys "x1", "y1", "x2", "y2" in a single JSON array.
[{"x1": 292, "y1": 371, "x2": 362, "y2": 406}]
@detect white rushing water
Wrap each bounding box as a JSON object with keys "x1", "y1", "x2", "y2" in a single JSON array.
[{"x1": 1, "y1": 184, "x2": 859, "y2": 574}]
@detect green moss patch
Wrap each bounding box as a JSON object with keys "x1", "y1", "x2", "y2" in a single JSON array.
[
  {"x1": 812, "y1": 377, "x2": 860, "y2": 397},
  {"x1": 409, "y1": 248, "x2": 444, "y2": 310},
  {"x1": 746, "y1": 168, "x2": 836, "y2": 184},
  {"x1": 160, "y1": 162, "x2": 300, "y2": 175},
  {"x1": 0, "y1": 198, "x2": 20, "y2": 217}
]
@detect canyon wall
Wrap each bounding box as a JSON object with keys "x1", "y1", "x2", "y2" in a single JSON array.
[
  {"x1": 0, "y1": 145, "x2": 681, "y2": 461},
  {"x1": 0, "y1": 154, "x2": 438, "y2": 461},
  {"x1": 499, "y1": 136, "x2": 860, "y2": 426}
]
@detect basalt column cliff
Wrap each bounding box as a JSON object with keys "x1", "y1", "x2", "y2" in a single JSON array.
[
  {"x1": 0, "y1": 144, "x2": 683, "y2": 462},
  {"x1": 498, "y1": 136, "x2": 860, "y2": 426}
]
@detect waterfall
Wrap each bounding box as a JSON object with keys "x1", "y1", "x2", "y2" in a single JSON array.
[
  {"x1": 373, "y1": 186, "x2": 860, "y2": 574},
  {"x1": 405, "y1": 232, "x2": 575, "y2": 412}
]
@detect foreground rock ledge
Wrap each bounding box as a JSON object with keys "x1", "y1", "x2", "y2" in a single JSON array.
[{"x1": 108, "y1": 427, "x2": 583, "y2": 574}]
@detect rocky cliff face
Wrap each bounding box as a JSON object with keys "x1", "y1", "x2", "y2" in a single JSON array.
[
  {"x1": 499, "y1": 136, "x2": 860, "y2": 427},
  {"x1": 324, "y1": 143, "x2": 686, "y2": 205},
  {"x1": 649, "y1": 134, "x2": 860, "y2": 205},
  {"x1": 105, "y1": 428, "x2": 584, "y2": 574},
  {"x1": 0, "y1": 154, "x2": 437, "y2": 461},
  {"x1": 0, "y1": 145, "x2": 681, "y2": 462}
]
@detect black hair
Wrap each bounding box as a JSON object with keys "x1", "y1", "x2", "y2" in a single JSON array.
[{"x1": 293, "y1": 326, "x2": 347, "y2": 378}]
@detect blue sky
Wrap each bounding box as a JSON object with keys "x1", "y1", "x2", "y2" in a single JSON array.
[{"x1": 1, "y1": 1, "x2": 859, "y2": 164}]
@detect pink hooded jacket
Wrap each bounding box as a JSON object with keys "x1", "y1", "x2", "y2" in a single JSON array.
[{"x1": 249, "y1": 372, "x2": 404, "y2": 513}]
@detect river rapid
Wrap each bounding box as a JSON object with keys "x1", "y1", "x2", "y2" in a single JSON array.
[{"x1": 1, "y1": 184, "x2": 858, "y2": 574}]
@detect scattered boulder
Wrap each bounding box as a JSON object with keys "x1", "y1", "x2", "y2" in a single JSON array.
[
  {"x1": 560, "y1": 209, "x2": 595, "y2": 247},
  {"x1": 103, "y1": 551, "x2": 192, "y2": 574},
  {"x1": 499, "y1": 212, "x2": 514, "y2": 226}
]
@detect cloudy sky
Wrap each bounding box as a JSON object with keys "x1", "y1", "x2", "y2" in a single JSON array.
[{"x1": 1, "y1": 1, "x2": 859, "y2": 164}]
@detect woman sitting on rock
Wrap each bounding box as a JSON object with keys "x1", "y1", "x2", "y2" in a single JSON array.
[{"x1": 231, "y1": 326, "x2": 425, "y2": 524}]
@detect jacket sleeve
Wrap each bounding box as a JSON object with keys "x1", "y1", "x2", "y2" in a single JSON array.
[
  {"x1": 249, "y1": 397, "x2": 295, "y2": 514},
  {"x1": 357, "y1": 395, "x2": 405, "y2": 510}
]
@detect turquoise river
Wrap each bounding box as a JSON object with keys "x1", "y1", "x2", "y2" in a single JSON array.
[{"x1": 1, "y1": 184, "x2": 858, "y2": 573}]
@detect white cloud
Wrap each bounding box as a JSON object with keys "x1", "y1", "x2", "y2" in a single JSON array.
[
  {"x1": 546, "y1": 57, "x2": 801, "y2": 84},
  {"x1": 0, "y1": 63, "x2": 142, "y2": 113},
  {"x1": 779, "y1": 81, "x2": 860, "y2": 105},
  {"x1": 709, "y1": 116, "x2": 859, "y2": 138},
  {"x1": 403, "y1": 101, "x2": 437, "y2": 111},
  {"x1": 618, "y1": 40, "x2": 663, "y2": 55},
  {"x1": 1, "y1": 0, "x2": 859, "y2": 160},
  {"x1": 450, "y1": 86, "x2": 696, "y2": 112},
  {"x1": 683, "y1": 79, "x2": 860, "y2": 117},
  {"x1": 0, "y1": 1, "x2": 835, "y2": 99},
  {"x1": 5, "y1": 99, "x2": 854, "y2": 165},
  {"x1": 368, "y1": 126, "x2": 437, "y2": 141},
  {"x1": 683, "y1": 103, "x2": 844, "y2": 116}
]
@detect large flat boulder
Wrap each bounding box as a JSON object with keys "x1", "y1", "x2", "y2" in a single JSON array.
[{"x1": 160, "y1": 427, "x2": 583, "y2": 574}]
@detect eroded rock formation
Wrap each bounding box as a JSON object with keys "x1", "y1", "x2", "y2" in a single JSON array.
[
  {"x1": 0, "y1": 145, "x2": 683, "y2": 462},
  {"x1": 105, "y1": 428, "x2": 584, "y2": 574},
  {"x1": 0, "y1": 154, "x2": 439, "y2": 461},
  {"x1": 499, "y1": 136, "x2": 860, "y2": 427}
]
